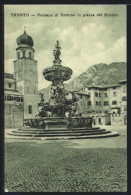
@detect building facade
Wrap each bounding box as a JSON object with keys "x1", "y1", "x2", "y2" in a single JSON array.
[
  {"x1": 4, "y1": 73, "x2": 24, "y2": 128},
  {"x1": 119, "y1": 80, "x2": 127, "y2": 113},
  {"x1": 75, "y1": 80, "x2": 127, "y2": 115},
  {"x1": 74, "y1": 81, "x2": 127, "y2": 125}
]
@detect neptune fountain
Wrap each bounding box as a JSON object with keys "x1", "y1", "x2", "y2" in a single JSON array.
[
  {"x1": 9, "y1": 41, "x2": 119, "y2": 139},
  {"x1": 25, "y1": 40, "x2": 93, "y2": 130}
]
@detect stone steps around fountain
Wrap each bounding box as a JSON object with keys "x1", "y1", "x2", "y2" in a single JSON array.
[
  {"x1": 15, "y1": 128, "x2": 103, "y2": 133},
  {"x1": 46, "y1": 132, "x2": 120, "y2": 140},
  {"x1": 12, "y1": 128, "x2": 106, "y2": 135},
  {"x1": 18, "y1": 127, "x2": 100, "y2": 131},
  {"x1": 6, "y1": 131, "x2": 119, "y2": 140},
  {"x1": 8, "y1": 130, "x2": 111, "y2": 137}
]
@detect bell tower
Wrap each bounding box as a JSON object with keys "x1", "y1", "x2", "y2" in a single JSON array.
[
  {"x1": 14, "y1": 29, "x2": 40, "y2": 118},
  {"x1": 14, "y1": 28, "x2": 38, "y2": 95}
]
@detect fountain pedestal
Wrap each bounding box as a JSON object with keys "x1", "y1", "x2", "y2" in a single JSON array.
[{"x1": 44, "y1": 117, "x2": 69, "y2": 130}]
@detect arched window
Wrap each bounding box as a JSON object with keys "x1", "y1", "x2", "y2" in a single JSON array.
[
  {"x1": 23, "y1": 51, "x2": 25, "y2": 57},
  {"x1": 17, "y1": 52, "x2": 20, "y2": 59},
  {"x1": 29, "y1": 52, "x2": 32, "y2": 59},
  {"x1": 29, "y1": 105, "x2": 32, "y2": 114},
  {"x1": 88, "y1": 101, "x2": 91, "y2": 106},
  {"x1": 8, "y1": 83, "x2": 12, "y2": 88}
]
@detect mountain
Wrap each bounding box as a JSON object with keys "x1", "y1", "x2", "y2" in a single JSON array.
[
  {"x1": 39, "y1": 62, "x2": 126, "y2": 101},
  {"x1": 64, "y1": 62, "x2": 126, "y2": 90}
]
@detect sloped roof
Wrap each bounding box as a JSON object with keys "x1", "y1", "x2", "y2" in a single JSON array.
[
  {"x1": 74, "y1": 92, "x2": 90, "y2": 96},
  {"x1": 84, "y1": 83, "x2": 120, "y2": 89}
]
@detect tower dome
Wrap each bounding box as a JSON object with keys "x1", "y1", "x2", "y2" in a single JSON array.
[{"x1": 16, "y1": 30, "x2": 34, "y2": 47}]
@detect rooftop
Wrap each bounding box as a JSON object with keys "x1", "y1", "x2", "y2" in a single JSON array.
[
  {"x1": 75, "y1": 92, "x2": 90, "y2": 96},
  {"x1": 84, "y1": 83, "x2": 122, "y2": 89}
]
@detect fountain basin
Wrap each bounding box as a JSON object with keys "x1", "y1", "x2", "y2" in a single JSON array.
[
  {"x1": 43, "y1": 65, "x2": 72, "y2": 81},
  {"x1": 24, "y1": 117, "x2": 93, "y2": 130}
]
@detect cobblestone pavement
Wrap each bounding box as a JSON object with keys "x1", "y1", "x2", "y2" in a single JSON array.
[{"x1": 5, "y1": 125, "x2": 127, "y2": 192}]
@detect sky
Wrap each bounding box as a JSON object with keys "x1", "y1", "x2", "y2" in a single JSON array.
[{"x1": 4, "y1": 5, "x2": 126, "y2": 90}]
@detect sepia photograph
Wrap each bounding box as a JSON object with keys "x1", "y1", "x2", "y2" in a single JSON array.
[{"x1": 4, "y1": 4, "x2": 127, "y2": 192}]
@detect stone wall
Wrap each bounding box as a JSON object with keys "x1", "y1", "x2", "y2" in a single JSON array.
[
  {"x1": 24, "y1": 94, "x2": 40, "y2": 119},
  {"x1": 92, "y1": 113, "x2": 126, "y2": 126},
  {"x1": 4, "y1": 103, "x2": 23, "y2": 128},
  {"x1": 111, "y1": 113, "x2": 126, "y2": 125}
]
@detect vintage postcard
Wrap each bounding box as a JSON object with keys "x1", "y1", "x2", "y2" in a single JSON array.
[{"x1": 4, "y1": 5, "x2": 127, "y2": 192}]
